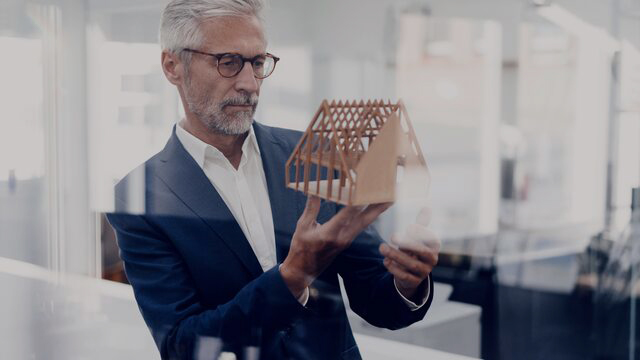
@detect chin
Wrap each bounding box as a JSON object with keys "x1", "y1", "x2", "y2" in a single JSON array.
[{"x1": 215, "y1": 118, "x2": 253, "y2": 135}]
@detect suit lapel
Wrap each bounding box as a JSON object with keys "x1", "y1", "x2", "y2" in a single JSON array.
[
  {"x1": 155, "y1": 126, "x2": 263, "y2": 278},
  {"x1": 252, "y1": 122, "x2": 301, "y2": 263}
]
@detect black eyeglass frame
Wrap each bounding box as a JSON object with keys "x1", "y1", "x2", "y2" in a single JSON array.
[{"x1": 182, "y1": 48, "x2": 280, "y2": 79}]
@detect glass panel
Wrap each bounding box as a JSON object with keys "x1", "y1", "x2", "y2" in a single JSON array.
[
  {"x1": 86, "y1": 4, "x2": 177, "y2": 214},
  {"x1": 394, "y1": 15, "x2": 501, "y2": 240},
  {"x1": 3, "y1": 0, "x2": 640, "y2": 359},
  {"x1": 0, "y1": 3, "x2": 48, "y2": 267},
  {"x1": 511, "y1": 20, "x2": 608, "y2": 230},
  {"x1": 85, "y1": 3, "x2": 178, "y2": 280}
]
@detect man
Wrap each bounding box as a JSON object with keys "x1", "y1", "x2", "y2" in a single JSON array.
[{"x1": 106, "y1": 1, "x2": 440, "y2": 359}]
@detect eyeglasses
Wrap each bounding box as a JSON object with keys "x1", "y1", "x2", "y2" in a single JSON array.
[{"x1": 182, "y1": 48, "x2": 279, "y2": 79}]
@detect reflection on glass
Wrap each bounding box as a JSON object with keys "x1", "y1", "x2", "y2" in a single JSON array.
[
  {"x1": 85, "y1": 2, "x2": 176, "y2": 213},
  {"x1": 0, "y1": 1, "x2": 637, "y2": 359},
  {"x1": 0, "y1": 15, "x2": 47, "y2": 267},
  {"x1": 512, "y1": 19, "x2": 610, "y2": 230},
  {"x1": 395, "y1": 14, "x2": 502, "y2": 239}
]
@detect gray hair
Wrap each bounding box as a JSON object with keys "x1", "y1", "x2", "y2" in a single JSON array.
[{"x1": 160, "y1": 0, "x2": 265, "y2": 65}]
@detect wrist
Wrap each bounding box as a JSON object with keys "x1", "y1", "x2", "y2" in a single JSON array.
[
  {"x1": 279, "y1": 263, "x2": 307, "y2": 299},
  {"x1": 395, "y1": 279, "x2": 418, "y2": 301}
]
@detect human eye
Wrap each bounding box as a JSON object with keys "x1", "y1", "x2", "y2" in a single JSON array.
[
  {"x1": 218, "y1": 54, "x2": 240, "y2": 67},
  {"x1": 253, "y1": 56, "x2": 266, "y2": 68}
]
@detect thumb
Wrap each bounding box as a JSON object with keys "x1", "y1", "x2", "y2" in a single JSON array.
[{"x1": 416, "y1": 207, "x2": 432, "y2": 226}]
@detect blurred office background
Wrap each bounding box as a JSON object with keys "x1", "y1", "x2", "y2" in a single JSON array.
[{"x1": 1, "y1": 0, "x2": 640, "y2": 359}]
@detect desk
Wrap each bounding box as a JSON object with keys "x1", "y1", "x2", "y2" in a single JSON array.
[
  {"x1": 0, "y1": 257, "x2": 479, "y2": 360},
  {"x1": 348, "y1": 292, "x2": 481, "y2": 357},
  {"x1": 355, "y1": 333, "x2": 480, "y2": 360}
]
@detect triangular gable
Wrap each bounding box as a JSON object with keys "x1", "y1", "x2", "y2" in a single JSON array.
[{"x1": 285, "y1": 99, "x2": 428, "y2": 205}]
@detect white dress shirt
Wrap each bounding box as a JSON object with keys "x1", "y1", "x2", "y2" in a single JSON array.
[
  {"x1": 176, "y1": 121, "x2": 279, "y2": 271},
  {"x1": 175, "y1": 121, "x2": 427, "y2": 309}
]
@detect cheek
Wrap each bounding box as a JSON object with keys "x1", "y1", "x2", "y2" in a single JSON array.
[
  {"x1": 188, "y1": 66, "x2": 218, "y2": 94},
  {"x1": 191, "y1": 79, "x2": 223, "y2": 101}
]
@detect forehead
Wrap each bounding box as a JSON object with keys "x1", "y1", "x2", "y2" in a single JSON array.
[{"x1": 199, "y1": 16, "x2": 266, "y2": 55}]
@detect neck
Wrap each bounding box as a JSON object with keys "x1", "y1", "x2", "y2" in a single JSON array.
[{"x1": 180, "y1": 115, "x2": 248, "y2": 168}]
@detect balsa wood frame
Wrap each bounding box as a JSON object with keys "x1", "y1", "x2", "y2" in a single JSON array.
[{"x1": 285, "y1": 99, "x2": 428, "y2": 206}]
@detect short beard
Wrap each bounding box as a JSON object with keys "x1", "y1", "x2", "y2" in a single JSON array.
[{"x1": 184, "y1": 75, "x2": 258, "y2": 135}]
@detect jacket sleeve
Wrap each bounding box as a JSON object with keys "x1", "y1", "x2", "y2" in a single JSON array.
[
  {"x1": 106, "y1": 212, "x2": 306, "y2": 360},
  {"x1": 333, "y1": 225, "x2": 433, "y2": 330}
]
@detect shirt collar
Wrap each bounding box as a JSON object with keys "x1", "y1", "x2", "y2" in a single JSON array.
[{"x1": 175, "y1": 120, "x2": 260, "y2": 169}]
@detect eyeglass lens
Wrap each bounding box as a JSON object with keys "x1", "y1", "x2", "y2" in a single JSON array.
[{"x1": 218, "y1": 54, "x2": 276, "y2": 79}]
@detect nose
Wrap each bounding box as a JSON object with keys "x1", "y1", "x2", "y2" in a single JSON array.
[{"x1": 233, "y1": 61, "x2": 260, "y2": 94}]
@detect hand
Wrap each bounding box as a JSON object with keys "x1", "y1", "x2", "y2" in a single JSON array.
[
  {"x1": 379, "y1": 207, "x2": 440, "y2": 301},
  {"x1": 280, "y1": 196, "x2": 392, "y2": 298}
]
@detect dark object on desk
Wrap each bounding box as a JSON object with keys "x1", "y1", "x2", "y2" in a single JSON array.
[
  {"x1": 433, "y1": 234, "x2": 595, "y2": 360},
  {"x1": 593, "y1": 187, "x2": 640, "y2": 359}
]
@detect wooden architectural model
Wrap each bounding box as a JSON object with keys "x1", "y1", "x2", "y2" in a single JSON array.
[{"x1": 285, "y1": 99, "x2": 429, "y2": 206}]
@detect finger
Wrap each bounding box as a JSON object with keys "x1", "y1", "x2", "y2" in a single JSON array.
[
  {"x1": 380, "y1": 243, "x2": 431, "y2": 278},
  {"x1": 298, "y1": 195, "x2": 321, "y2": 227},
  {"x1": 342, "y1": 202, "x2": 392, "y2": 238},
  {"x1": 424, "y1": 232, "x2": 441, "y2": 253},
  {"x1": 321, "y1": 205, "x2": 364, "y2": 234},
  {"x1": 407, "y1": 224, "x2": 439, "y2": 244},
  {"x1": 383, "y1": 258, "x2": 422, "y2": 288},
  {"x1": 390, "y1": 233, "x2": 421, "y2": 252},
  {"x1": 391, "y1": 229, "x2": 439, "y2": 254},
  {"x1": 400, "y1": 224, "x2": 441, "y2": 252},
  {"x1": 403, "y1": 246, "x2": 439, "y2": 267},
  {"x1": 360, "y1": 202, "x2": 393, "y2": 224}
]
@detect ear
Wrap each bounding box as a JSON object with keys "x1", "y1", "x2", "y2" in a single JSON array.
[{"x1": 161, "y1": 50, "x2": 184, "y2": 86}]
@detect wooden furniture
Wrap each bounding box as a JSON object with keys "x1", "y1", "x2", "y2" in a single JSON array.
[{"x1": 285, "y1": 99, "x2": 428, "y2": 205}]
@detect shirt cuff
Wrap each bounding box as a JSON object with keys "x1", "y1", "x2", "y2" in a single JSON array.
[
  {"x1": 297, "y1": 287, "x2": 310, "y2": 306},
  {"x1": 394, "y1": 277, "x2": 430, "y2": 311},
  {"x1": 278, "y1": 264, "x2": 309, "y2": 306}
]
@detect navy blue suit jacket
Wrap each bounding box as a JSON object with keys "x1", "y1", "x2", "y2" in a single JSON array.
[{"x1": 106, "y1": 122, "x2": 432, "y2": 360}]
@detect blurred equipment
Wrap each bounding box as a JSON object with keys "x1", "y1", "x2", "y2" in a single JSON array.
[{"x1": 595, "y1": 187, "x2": 640, "y2": 359}]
